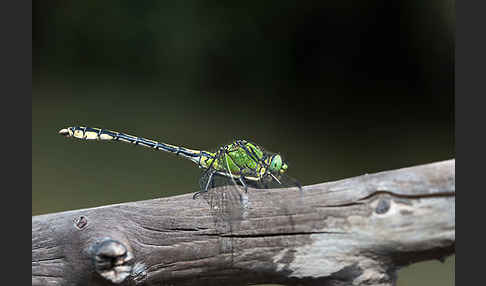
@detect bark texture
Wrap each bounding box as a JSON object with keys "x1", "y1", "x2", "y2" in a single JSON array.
[{"x1": 32, "y1": 159, "x2": 455, "y2": 286}]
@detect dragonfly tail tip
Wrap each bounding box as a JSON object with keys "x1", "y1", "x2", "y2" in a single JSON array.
[{"x1": 58, "y1": 128, "x2": 70, "y2": 136}]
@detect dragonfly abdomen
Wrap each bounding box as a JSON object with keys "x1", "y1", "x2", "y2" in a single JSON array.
[{"x1": 59, "y1": 126, "x2": 202, "y2": 162}]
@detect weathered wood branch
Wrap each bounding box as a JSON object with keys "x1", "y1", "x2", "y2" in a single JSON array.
[{"x1": 32, "y1": 159, "x2": 455, "y2": 286}]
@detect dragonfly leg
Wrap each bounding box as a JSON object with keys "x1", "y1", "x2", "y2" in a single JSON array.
[
  {"x1": 284, "y1": 175, "x2": 303, "y2": 192},
  {"x1": 262, "y1": 179, "x2": 269, "y2": 189},
  {"x1": 295, "y1": 180, "x2": 303, "y2": 192},
  {"x1": 211, "y1": 176, "x2": 215, "y2": 188},
  {"x1": 194, "y1": 149, "x2": 222, "y2": 200},
  {"x1": 238, "y1": 177, "x2": 248, "y2": 193},
  {"x1": 193, "y1": 171, "x2": 215, "y2": 199},
  {"x1": 285, "y1": 175, "x2": 303, "y2": 192}
]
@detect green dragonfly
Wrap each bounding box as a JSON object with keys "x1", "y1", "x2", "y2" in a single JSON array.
[{"x1": 58, "y1": 126, "x2": 301, "y2": 202}]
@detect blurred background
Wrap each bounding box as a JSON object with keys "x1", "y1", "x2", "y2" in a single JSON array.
[{"x1": 32, "y1": 1, "x2": 454, "y2": 285}]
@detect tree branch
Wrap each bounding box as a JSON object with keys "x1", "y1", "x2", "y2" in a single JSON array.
[{"x1": 32, "y1": 159, "x2": 455, "y2": 286}]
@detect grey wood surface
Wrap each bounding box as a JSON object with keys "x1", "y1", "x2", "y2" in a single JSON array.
[{"x1": 32, "y1": 159, "x2": 455, "y2": 286}]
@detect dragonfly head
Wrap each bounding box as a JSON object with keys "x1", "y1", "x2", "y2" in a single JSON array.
[
  {"x1": 281, "y1": 161, "x2": 288, "y2": 174},
  {"x1": 269, "y1": 154, "x2": 287, "y2": 174}
]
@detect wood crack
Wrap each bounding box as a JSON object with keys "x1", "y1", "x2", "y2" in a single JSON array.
[
  {"x1": 220, "y1": 231, "x2": 346, "y2": 238},
  {"x1": 32, "y1": 159, "x2": 455, "y2": 286},
  {"x1": 361, "y1": 190, "x2": 455, "y2": 200},
  {"x1": 32, "y1": 257, "x2": 65, "y2": 264}
]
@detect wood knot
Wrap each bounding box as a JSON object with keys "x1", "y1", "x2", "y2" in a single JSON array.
[
  {"x1": 375, "y1": 198, "x2": 390, "y2": 214},
  {"x1": 73, "y1": 216, "x2": 88, "y2": 230},
  {"x1": 93, "y1": 239, "x2": 134, "y2": 284}
]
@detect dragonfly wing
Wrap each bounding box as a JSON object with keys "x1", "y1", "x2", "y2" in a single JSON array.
[
  {"x1": 246, "y1": 173, "x2": 301, "y2": 190},
  {"x1": 199, "y1": 173, "x2": 301, "y2": 223},
  {"x1": 199, "y1": 174, "x2": 248, "y2": 222},
  {"x1": 197, "y1": 142, "x2": 301, "y2": 222}
]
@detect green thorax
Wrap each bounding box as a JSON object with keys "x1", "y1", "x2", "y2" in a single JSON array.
[{"x1": 200, "y1": 141, "x2": 268, "y2": 178}]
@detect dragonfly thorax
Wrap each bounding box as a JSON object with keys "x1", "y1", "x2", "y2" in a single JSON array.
[{"x1": 198, "y1": 140, "x2": 289, "y2": 181}]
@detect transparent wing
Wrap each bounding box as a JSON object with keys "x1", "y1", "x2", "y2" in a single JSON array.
[
  {"x1": 199, "y1": 173, "x2": 248, "y2": 223},
  {"x1": 197, "y1": 142, "x2": 301, "y2": 222},
  {"x1": 198, "y1": 172, "x2": 301, "y2": 224},
  {"x1": 246, "y1": 173, "x2": 301, "y2": 190}
]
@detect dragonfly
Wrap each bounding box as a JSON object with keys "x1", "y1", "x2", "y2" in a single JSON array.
[{"x1": 58, "y1": 126, "x2": 301, "y2": 209}]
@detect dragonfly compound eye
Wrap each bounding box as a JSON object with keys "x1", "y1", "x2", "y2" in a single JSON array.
[
  {"x1": 270, "y1": 154, "x2": 283, "y2": 172},
  {"x1": 280, "y1": 162, "x2": 288, "y2": 173}
]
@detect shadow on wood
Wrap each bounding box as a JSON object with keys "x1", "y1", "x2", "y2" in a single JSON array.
[{"x1": 32, "y1": 159, "x2": 455, "y2": 286}]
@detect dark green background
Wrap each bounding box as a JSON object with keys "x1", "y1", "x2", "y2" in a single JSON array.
[{"x1": 32, "y1": 1, "x2": 454, "y2": 285}]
